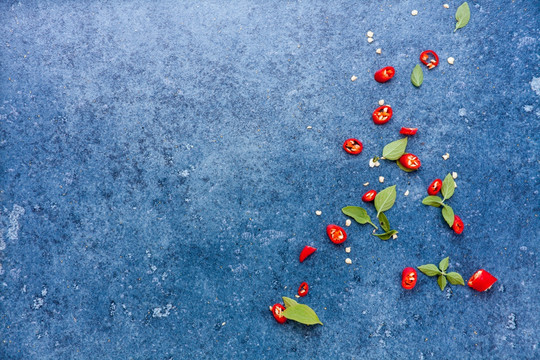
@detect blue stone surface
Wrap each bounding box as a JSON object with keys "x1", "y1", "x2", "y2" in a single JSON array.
[{"x1": 1, "y1": 1, "x2": 539, "y2": 359}]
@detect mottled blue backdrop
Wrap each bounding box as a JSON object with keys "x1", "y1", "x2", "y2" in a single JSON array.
[{"x1": 1, "y1": 1, "x2": 539, "y2": 359}]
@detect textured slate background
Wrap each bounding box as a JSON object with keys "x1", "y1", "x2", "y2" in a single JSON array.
[{"x1": 1, "y1": 1, "x2": 539, "y2": 359}]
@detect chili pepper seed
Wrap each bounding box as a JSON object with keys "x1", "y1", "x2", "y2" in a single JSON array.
[
  {"x1": 411, "y1": 10, "x2": 418, "y2": 16},
  {"x1": 345, "y1": 258, "x2": 352, "y2": 264},
  {"x1": 448, "y1": 57, "x2": 455, "y2": 65},
  {"x1": 351, "y1": 75, "x2": 358, "y2": 82},
  {"x1": 442, "y1": 153, "x2": 450, "y2": 160},
  {"x1": 404, "y1": 190, "x2": 410, "y2": 196},
  {"x1": 315, "y1": 210, "x2": 322, "y2": 216},
  {"x1": 452, "y1": 172, "x2": 458, "y2": 179},
  {"x1": 363, "y1": 182, "x2": 369, "y2": 186},
  {"x1": 307, "y1": 126, "x2": 312, "y2": 129},
  {"x1": 378, "y1": 99, "x2": 384, "y2": 106},
  {"x1": 345, "y1": 219, "x2": 352, "y2": 227},
  {"x1": 366, "y1": 31, "x2": 374, "y2": 38},
  {"x1": 392, "y1": 233, "x2": 398, "y2": 240},
  {"x1": 367, "y1": 37, "x2": 374, "y2": 43},
  {"x1": 376, "y1": 48, "x2": 382, "y2": 54},
  {"x1": 379, "y1": 176, "x2": 385, "y2": 183},
  {"x1": 443, "y1": 4, "x2": 450, "y2": 9},
  {"x1": 345, "y1": 247, "x2": 351, "y2": 253}
]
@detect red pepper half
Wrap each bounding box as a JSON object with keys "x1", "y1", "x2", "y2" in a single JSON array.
[
  {"x1": 298, "y1": 282, "x2": 309, "y2": 297},
  {"x1": 374, "y1": 66, "x2": 395, "y2": 83},
  {"x1": 362, "y1": 190, "x2": 377, "y2": 202},
  {"x1": 271, "y1": 303, "x2": 287, "y2": 324},
  {"x1": 427, "y1": 179, "x2": 443, "y2": 195},
  {"x1": 399, "y1": 127, "x2": 418, "y2": 136},
  {"x1": 343, "y1": 138, "x2": 363, "y2": 155},
  {"x1": 468, "y1": 269, "x2": 497, "y2": 292},
  {"x1": 299, "y1": 245, "x2": 317, "y2": 263},
  {"x1": 399, "y1": 153, "x2": 421, "y2": 170},
  {"x1": 326, "y1": 224, "x2": 347, "y2": 244},
  {"x1": 452, "y1": 215, "x2": 464, "y2": 234},
  {"x1": 420, "y1": 50, "x2": 439, "y2": 69},
  {"x1": 372, "y1": 105, "x2": 393, "y2": 125},
  {"x1": 401, "y1": 267, "x2": 417, "y2": 290}
]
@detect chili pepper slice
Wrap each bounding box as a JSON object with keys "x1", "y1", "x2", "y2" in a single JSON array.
[
  {"x1": 468, "y1": 269, "x2": 497, "y2": 292},
  {"x1": 452, "y1": 215, "x2": 464, "y2": 234},
  {"x1": 374, "y1": 66, "x2": 395, "y2": 83},
  {"x1": 298, "y1": 282, "x2": 309, "y2": 297},
  {"x1": 427, "y1": 179, "x2": 443, "y2": 195},
  {"x1": 398, "y1": 153, "x2": 421, "y2": 170},
  {"x1": 399, "y1": 127, "x2": 418, "y2": 136},
  {"x1": 326, "y1": 224, "x2": 347, "y2": 244},
  {"x1": 401, "y1": 267, "x2": 417, "y2": 290},
  {"x1": 372, "y1": 105, "x2": 393, "y2": 125},
  {"x1": 362, "y1": 190, "x2": 377, "y2": 202},
  {"x1": 271, "y1": 303, "x2": 287, "y2": 324},
  {"x1": 343, "y1": 138, "x2": 363, "y2": 155},
  {"x1": 420, "y1": 50, "x2": 439, "y2": 69},
  {"x1": 299, "y1": 245, "x2": 317, "y2": 263}
]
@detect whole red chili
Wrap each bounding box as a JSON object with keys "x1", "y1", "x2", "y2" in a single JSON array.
[
  {"x1": 271, "y1": 303, "x2": 287, "y2": 324},
  {"x1": 399, "y1": 127, "x2": 418, "y2": 136},
  {"x1": 401, "y1": 267, "x2": 417, "y2": 290},
  {"x1": 343, "y1": 138, "x2": 363, "y2": 155},
  {"x1": 362, "y1": 190, "x2": 377, "y2": 202},
  {"x1": 427, "y1": 179, "x2": 443, "y2": 195},
  {"x1": 374, "y1": 66, "x2": 395, "y2": 83},
  {"x1": 298, "y1": 282, "x2": 309, "y2": 297},
  {"x1": 452, "y1": 215, "x2": 464, "y2": 234},
  {"x1": 372, "y1": 105, "x2": 393, "y2": 125},
  {"x1": 468, "y1": 269, "x2": 497, "y2": 292},
  {"x1": 299, "y1": 245, "x2": 317, "y2": 263},
  {"x1": 399, "y1": 153, "x2": 421, "y2": 170},
  {"x1": 420, "y1": 50, "x2": 439, "y2": 69},
  {"x1": 326, "y1": 224, "x2": 347, "y2": 244}
]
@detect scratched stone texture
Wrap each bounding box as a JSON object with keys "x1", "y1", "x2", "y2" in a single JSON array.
[{"x1": 0, "y1": 0, "x2": 539, "y2": 359}]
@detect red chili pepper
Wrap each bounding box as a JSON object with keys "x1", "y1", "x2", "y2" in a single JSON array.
[
  {"x1": 468, "y1": 269, "x2": 497, "y2": 292},
  {"x1": 343, "y1": 138, "x2": 363, "y2": 155},
  {"x1": 452, "y1": 215, "x2": 464, "y2": 234},
  {"x1": 399, "y1": 127, "x2": 418, "y2": 136},
  {"x1": 298, "y1": 282, "x2": 309, "y2": 297},
  {"x1": 271, "y1": 303, "x2": 287, "y2": 324},
  {"x1": 420, "y1": 50, "x2": 439, "y2": 69},
  {"x1": 401, "y1": 267, "x2": 417, "y2": 290},
  {"x1": 362, "y1": 190, "x2": 377, "y2": 202},
  {"x1": 427, "y1": 179, "x2": 443, "y2": 195},
  {"x1": 374, "y1": 66, "x2": 395, "y2": 83},
  {"x1": 299, "y1": 245, "x2": 317, "y2": 263},
  {"x1": 372, "y1": 105, "x2": 393, "y2": 125},
  {"x1": 399, "y1": 153, "x2": 421, "y2": 170},
  {"x1": 326, "y1": 224, "x2": 347, "y2": 244}
]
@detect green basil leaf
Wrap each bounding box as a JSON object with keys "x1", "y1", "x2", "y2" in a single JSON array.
[
  {"x1": 441, "y1": 173, "x2": 456, "y2": 200},
  {"x1": 374, "y1": 185, "x2": 397, "y2": 216},
  {"x1": 441, "y1": 204, "x2": 455, "y2": 227},
  {"x1": 282, "y1": 303, "x2": 323, "y2": 326},
  {"x1": 438, "y1": 275, "x2": 447, "y2": 291},
  {"x1": 439, "y1": 257, "x2": 449, "y2": 272},
  {"x1": 417, "y1": 264, "x2": 441, "y2": 277},
  {"x1": 422, "y1": 196, "x2": 443, "y2": 207},
  {"x1": 411, "y1": 64, "x2": 423, "y2": 87},
  {"x1": 382, "y1": 138, "x2": 408, "y2": 160},
  {"x1": 455, "y1": 2, "x2": 471, "y2": 32},
  {"x1": 396, "y1": 160, "x2": 415, "y2": 172},
  {"x1": 342, "y1": 206, "x2": 377, "y2": 228},
  {"x1": 378, "y1": 212, "x2": 391, "y2": 232},
  {"x1": 372, "y1": 230, "x2": 398, "y2": 241},
  {"x1": 283, "y1": 296, "x2": 298, "y2": 308},
  {"x1": 446, "y1": 272, "x2": 465, "y2": 286}
]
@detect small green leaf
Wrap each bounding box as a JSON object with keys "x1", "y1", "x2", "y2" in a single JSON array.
[
  {"x1": 378, "y1": 212, "x2": 391, "y2": 232},
  {"x1": 446, "y1": 272, "x2": 465, "y2": 285},
  {"x1": 382, "y1": 138, "x2": 408, "y2": 160},
  {"x1": 438, "y1": 275, "x2": 447, "y2": 291},
  {"x1": 441, "y1": 204, "x2": 455, "y2": 227},
  {"x1": 411, "y1": 64, "x2": 423, "y2": 87},
  {"x1": 342, "y1": 206, "x2": 377, "y2": 229},
  {"x1": 396, "y1": 160, "x2": 415, "y2": 172},
  {"x1": 417, "y1": 264, "x2": 442, "y2": 277},
  {"x1": 441, "y1": 173, "x2": 456, "y2": 200},
  {"x1": 422, "y1": 196, "x2": 443, "y2": 207},
  {"x1": 372, "y1": 230, "x2": 398, "y2": 240},
  {"x1": 439, "y1": 257, "x2": 449, "y2": 272},
  {"x1": 374, "y1": 185, "x2": 397, "y2": 216},
  {"x1": 455, "y1": 2, "x2": 471, "y2": 32},
  {"x1": 372, "y1": 156, "x2": 380, "y2": 162},
  {"x1": 283, "y1": 296, "x2": 298, "y2": 308},
  {"x1": 282, "y1": 303, "x2": 323, "y2": 326}
]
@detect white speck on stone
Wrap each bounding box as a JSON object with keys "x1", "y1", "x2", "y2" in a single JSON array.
[
  {"x1": 376, "y1": 48, "x2": 382, "y2": 54},
  {"x1": 315, "y1": 210, "x2": 322, "y2": 216},
  {"x1": 32, "y1": 297, "x2": 44, "y2": 310},
  {"x1": 442, "y1": 153, "x2": 450, "y2": 160},
  {"x1": 0, "y1": 263, "x2": 3, "y2": 276},
  {"x1": 520, "y1": 246, "x2": 527, "y2": 251},
  {"x1": 222, "y1": 322, "x2": 226, "y2": 326},
  {"x1": 8, "y1": 204, "x2": 25, "y2": 241},
  {"x1": 379, "y1": 176, "x2": 385, "y2": 183},
  {"x1": 367, "y1": 37, "x2": 374, "y2": 43},
  {"x1": 363, "y1": 182, "x2": 369, "y2": 186},
  {"x1": 351, "y1": 75, "x2": 358, "y2": 82},
  {"x1": 452, "y1": 172, "x2": 458, "y2": 179},
  {"x1": 0, "y1": 233, "x2": 5, "y2": 251},
  {"x1": 458, "y1": 108, "x2": 467, "y2": 117},
  {"x1": 366, "y1": 31, "x2": 374, "y2": 37},
  {"x1": 378, "y1": 99, "x2": 384, "y2": 106},
  {"x1": 345, "y1": 219, "x2": 352, "y2": 227},
  {"x1": 345, "y1": 247, "x2": 351, "y2": 253},
  {"x1": 506, "y1": 313, "x2": 517, "y2": 330},
  {"x1": 523, "y1": 105, "x2": 533, "y2": 112},
  {"x1": 443, "y1": 4, "x2": 450, "y2": 9},
  {"x1": 447, "y1": 57, "x2": 455, "y2": 65},
  {"x1": 152, "y1": 304, "x2": 174, "y2": 318},
  {"x1": 411, "y1": 10, "x2": 418, "y2": 16},
  {"x1": 345, "y1": 258, "x2": 352, "y2": 264},
  {"x1": 41, "y1": 288, "x2": 48, "y2": 297},
  {"x1": 531, "y1": 77, "x2": 540, "y2": 96},
  {"x1": 404, "y1": 190, "x2": 410, "y2": 196},
  {"x1": 179, "y1": 169, "x2": 190, "y2": 177}
]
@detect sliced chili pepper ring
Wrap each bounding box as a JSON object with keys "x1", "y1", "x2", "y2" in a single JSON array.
[
  {"x1": 468, "y1": 269, "x2": 497, "y2": 292},
  {"x1": 399, "y1": 127, "x2": 418, "y2": 136},
  {"x1": 271, "y1": 303, "x2": 287, "y2": 324},
  {"x1": 427, "y1": 179, "x2": 443, "y2": 195},
  {"x1": 299, "y1": 245, "x2": 317, "y2": 263},
  {"x1": 399, "y1": 153, "x2": 421, "y2": 170},
  {"x1": 343, "y1": 138, "x2": 363, "y2": 155},
  {"x1": 401, "y1": 267, "x2": 417, "y2": 290},
  {"x1": 326, "y1": 224, "x2": 347, "y2": 244},
  {"x1": 374, "y1": 66, "x2": 395, "y2": 83},
  {"x1": 420, "y1": 50, "x2": 439, "y2": 69},
  {"x1": 372, "y1": 105, "x2": 393, "y2": 125},
  {"x1": 362, "y1": 190, "x2": 377, "y2": 202},
  {"x1": 298, "y1": 282, "x2": 309, "y2": 297},
  {"x1": 452, "y1": 215, "x2": 464, "y2": 234}
]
